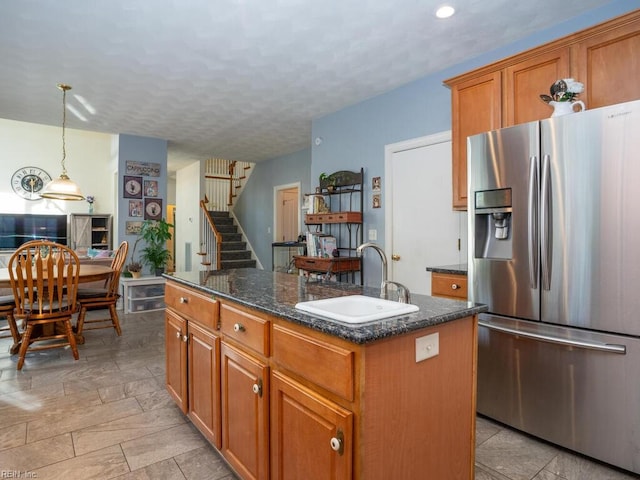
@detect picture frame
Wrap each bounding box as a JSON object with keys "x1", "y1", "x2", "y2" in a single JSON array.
[
  {"x1": 129, "y1": 200, "x2": 143, "y2": 217},
  {"x1": 144, "y1": 198, "x2": 162, "y2": 220},
  {"x1": 123, "y1": 175, "x2": 143, "y2": 199},
  {"x1": 372, "y1": 176, "x2": 381, "y2": 192},
  {"x1": 373, "y1": 193, "x2": 381, "y2": 208},
  {"x1": 125, "y1": 160, "x2": 161, "y2": 177},
  {"x1": 125, "y1": 221, "x2": 143, "y2": 235},
  {"x1": 144, "y1": 180, "x2": 158, "y2": 197}
]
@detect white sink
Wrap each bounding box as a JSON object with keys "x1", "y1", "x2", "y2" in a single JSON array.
[{"x1": 295, "y1": 295, "x2": 419, "y2": 324}]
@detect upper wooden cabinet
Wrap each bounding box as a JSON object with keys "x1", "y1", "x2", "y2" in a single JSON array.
[
  {"x1": 450, "y1": 71, "x2": 501, "y2": 210},
  {"x1": 445, "y1": 10, "x2": 640, "y2": 210}
]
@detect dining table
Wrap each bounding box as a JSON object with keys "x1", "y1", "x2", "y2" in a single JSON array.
[{"x1": 0, "y1": 264, "x2": 114, "y2": 354}]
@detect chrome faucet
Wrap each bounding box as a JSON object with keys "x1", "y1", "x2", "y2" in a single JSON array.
[
  {"x1": 356, "y1": 242, "x2": 412, "y2": 303},
  {"x1": 356, "y1": 242, "x2": 388, "y2": 299},
  {"x1": 382, "y1": 280, "x2": 411, "y2": 304}
]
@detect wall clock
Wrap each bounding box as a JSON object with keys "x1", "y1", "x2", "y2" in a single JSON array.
[{"x1": 11, "y1": 166, "x2": 52, "y2": 200}]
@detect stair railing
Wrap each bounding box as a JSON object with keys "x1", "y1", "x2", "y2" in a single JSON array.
[
  {"x1": 204, "y1": 158, "x2": 252, "y2": 210},
  {"x1": 200, "y1": 198, "x2": 222, "y2": 270}
]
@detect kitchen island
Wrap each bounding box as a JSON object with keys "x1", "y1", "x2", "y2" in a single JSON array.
[{"x1": 164, "y1": 268, "x2": 486, "y2": 480}]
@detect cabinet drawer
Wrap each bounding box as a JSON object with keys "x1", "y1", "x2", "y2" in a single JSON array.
[
  {"x1": 431, "y1": 273, "x2": 468, "y2": 299},
  {"x1": 305, "y1": 212, "x2": 362, "y2": 224},
  {"x1": 129, "y1": 297, "x2": 165, "y2": 312},
  {"x1": 272, "y1": 324, "x2": 354, "y2": 401},
  {"x1": 165, "y1": 282, "x2": 219, "y2": 330},
  {"x1": 294, "y1": 256, "x2": 361, "y2": 273},
  {"x1": 219, "y1": 302, "x2": 270, "y2": 356}
]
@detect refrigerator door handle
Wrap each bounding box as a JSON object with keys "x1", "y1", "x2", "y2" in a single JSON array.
[
  {"x1": 478, "y1": 320, "x2": 627, "y2": 354},
  {"x1": 540, "y1": 154, "x2": 551, "y2": 291},
  {"x1": 528, "y1": 155, "x2": 539, "y2": 289}
]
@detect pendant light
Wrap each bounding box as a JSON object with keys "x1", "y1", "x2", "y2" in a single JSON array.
[{"x1": 40, "y1": 84, "x2": 85, "y2": 201}]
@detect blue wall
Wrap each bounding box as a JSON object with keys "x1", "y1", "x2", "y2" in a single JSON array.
[
  {"x1": 234, "y1": 148, "x2": 312, "y2": 268},
  {"x1": 117, "y1": 134, "x2": 168, "y2": 271}
]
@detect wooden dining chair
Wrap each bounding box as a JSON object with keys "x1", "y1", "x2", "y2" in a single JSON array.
[
  {"x1": 75, "y1": 241, "x2": 128, "y2": 342},
  {"x1": 0, "y1": 295, "x2": 21, "y2": 354},
  {"x1": 8, "y1": 241, "x2": 81, "y2": 370}
]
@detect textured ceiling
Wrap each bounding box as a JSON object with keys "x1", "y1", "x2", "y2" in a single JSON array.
[{"x1": 0, "y1": 0, "x2": 613, "y2": 173}]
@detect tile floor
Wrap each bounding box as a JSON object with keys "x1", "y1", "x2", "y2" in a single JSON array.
[{"x1": 0, "y1": 310, "x2": 637, "y2": 480}]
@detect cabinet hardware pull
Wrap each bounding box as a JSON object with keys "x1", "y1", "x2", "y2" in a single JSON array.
[
  {"x1": 330, "y1": 429, "x2": 345, "y2": 455},
  {"x1": 252, "y1": 379, "x2": 263, "y2": 397},
  {"x1": 179, "y1": 297, "x2": 188, "y2": 304},
  {"x1": 182, "y1": 335, "x2": 188, "y2": 343},
  {"x1": 451, "y1": 284, "x2": 460, "y2": 290},
  {"x1": 176, "y1": 331, "x2": 181, "y2": 339},
  {"x1": 233, "y1": 323, "x2": 246, "y2": 333}
]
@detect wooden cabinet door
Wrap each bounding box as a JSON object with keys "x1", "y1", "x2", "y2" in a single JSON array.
[
  {"x1": 165, "y1": 309, "x2": 188, "y2": 413},
  {"x1": 451, "y1": 71, "x2": 501, "y2": 210},
  {"x1": 188, "y1": 321, "x2": 221, "y2": 449},
  {"x1": 71, "y1": 215, "x2": 92, "y2": 251},
  {"x1": 505, "y1": 48, "x2": 571, "y2": 125},
  {"x1": 270, "y1": 371, "x2": 353, "y2": 480},
  {"x1": 575, "y1": 19, "x2": 640, "y2": 109},
  {"x1": 221, "y1": 342, "x2": 269, "y2": 480}
]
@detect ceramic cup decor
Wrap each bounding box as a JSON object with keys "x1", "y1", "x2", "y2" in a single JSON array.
[{"x1": 550, "y1": 100, "x2": 585, "y2": 117}]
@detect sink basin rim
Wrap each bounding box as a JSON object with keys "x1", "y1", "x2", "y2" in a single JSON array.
[{"x1": 295, "y1": 295, "x2": 419, "y2": 324}]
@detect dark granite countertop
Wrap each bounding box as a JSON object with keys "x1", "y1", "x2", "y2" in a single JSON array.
[
  {"x1": 426, "y1": 264, "x2": 468, "y2": 275},
  {"x1": 163, "y1": 268, "x2": 485, "y2": 344}
]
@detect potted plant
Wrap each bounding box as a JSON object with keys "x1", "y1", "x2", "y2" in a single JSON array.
[
  {"x1": 125, "y1": 237, "x2": 143, "y2": 278},
  {"x1": 139, "y1": 218, "x2": 173, "y2": 275}
]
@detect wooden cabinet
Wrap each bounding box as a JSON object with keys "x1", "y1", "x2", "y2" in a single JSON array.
[
  {"x1": 451, "y1": 71, "x2": 501, "y2": 210},
  {"x1": 188, "y1": 321, "x2": 221, "y2": 448},
  {"x1": 165, "y1": 309, "x2": 188, "y2": 413},
  {"x1": 446, "y1": 10, "x2": 640, "y2": 210},
  {"x1": 431, "y1": 272, "x2": 468, "y2": 300},
  {"x1": 296, "y1": 169, "x2": 363, "y2": 283},
  {"x1": 221, "y1": 342, "x2": 269, "y2": 480},
  {"x1": 575, "y1": 18, "x2": 640, "y2": 109},
  {"x1": 165, "y1": 279, "x2": 478, "y2": 479},
  {"x1": 70, "y1": 214, "x2": 112, "y2": 251},
  {"x1": 164, "y1": 282, "x2": 221, "y2": 447},
  {"x1": 271, "y1": 371, "x2": 353, "y2": 480}
]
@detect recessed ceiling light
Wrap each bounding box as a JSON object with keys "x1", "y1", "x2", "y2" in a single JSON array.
[{"x1": 436, "y1": 5, "x2": 455, "y2": 19}]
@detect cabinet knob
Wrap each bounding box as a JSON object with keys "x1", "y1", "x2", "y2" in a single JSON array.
[
  {"x1": 451, "y1": 284, "x2": 460, "y2": 290},
  {"x1": 252, "y1": 379, "x2": 263, "y2": 397},
  {"x1": 176, "y1": 331, "x2": 181, "y2": 339},
  {"x1": 182, "y1": 335, "x2": 188, "y2": 343},
  {"x1": 330, "y1": 429, "x2": 345, "y2": 455},
  {"x1": 233, "y1": 323, "x2": 246, "y2": 333},
  {"x1": 179, "y1": 297, "x2": 188, "y2": 304}
]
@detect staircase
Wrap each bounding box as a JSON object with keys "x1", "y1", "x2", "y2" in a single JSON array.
[{"x1": 208, "y1": 211, "x2": 256, "y2": 269}]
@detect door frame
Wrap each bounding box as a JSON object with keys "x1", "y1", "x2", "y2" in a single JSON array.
[
  {"x1": 384, "y1": 131, "x2": 452, "y2": 281},
  {"x1": 273, "y1": 182, "x2": 301, "y2": 242}
]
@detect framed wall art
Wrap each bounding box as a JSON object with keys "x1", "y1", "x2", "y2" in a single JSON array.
[
  {"x1": 129, "y1": 200, "x2": 143, "y2": 217},
  {"x1": 144, "y1": 180, "x2": 158, "y2": 197},
  {"x1": 123, "y1": 175, "x2": 143, "y2": 199},
  {"x1": 144, "y1": 198, "x2": 162, "y2": 220},
  {"x1": 125, "y1": 221, "x2": 143, "y2": 235}
]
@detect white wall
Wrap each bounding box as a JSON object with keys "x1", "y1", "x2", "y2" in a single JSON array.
[
  {"x1": 175, "y1": 161, "x2": 203, "y2": 271},
  {"x1": 0, "y1": 118, "x2": 116, "y2": 216}
]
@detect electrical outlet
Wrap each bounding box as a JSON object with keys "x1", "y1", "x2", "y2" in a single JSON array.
[
  {"x1": 368, "y1": 229, "x2": 377, "y2": 241},
  {"x1": 415, "y1": 333, "x2": 439, "y2": 362}
]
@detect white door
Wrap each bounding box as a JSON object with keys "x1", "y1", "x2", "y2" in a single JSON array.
[{"x1": 385, "y1": 132, "x2": 467, "y2": 295}]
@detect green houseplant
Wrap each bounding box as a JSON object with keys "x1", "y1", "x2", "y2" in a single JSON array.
[{"x1": 139, "y1": 218, "x2": 173, "y2": 275}]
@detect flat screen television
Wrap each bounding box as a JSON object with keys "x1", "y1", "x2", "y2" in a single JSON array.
[{"x1": 0, "y1": 214, "x2": 68, "y2": 250}]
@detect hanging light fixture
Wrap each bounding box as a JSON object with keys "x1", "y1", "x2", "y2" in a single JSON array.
[{"x1": 40, "y1": 83, "x2": 85, "y2": 201}]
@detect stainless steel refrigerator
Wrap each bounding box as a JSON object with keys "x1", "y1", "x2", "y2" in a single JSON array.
[{"x1": 468, "y1": 99, "x2": 640, "y2": 475}]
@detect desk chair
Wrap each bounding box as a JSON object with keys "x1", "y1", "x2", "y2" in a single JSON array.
[
  {"x1": 9, "y1": 241, "x2": 80, "y2": 370},
  {"x1": 75, "y1": 241, "x2": 128, "y2": 342}
]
